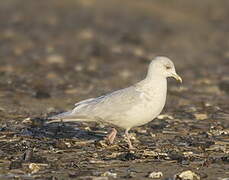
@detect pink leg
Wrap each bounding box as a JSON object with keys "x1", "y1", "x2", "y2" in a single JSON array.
[
  {"x1": 125, "y1": 129, "x2": 134, "y2": 149},
  {"x1": 107, "y1": 128, "x2": 117, "y2": 144}
]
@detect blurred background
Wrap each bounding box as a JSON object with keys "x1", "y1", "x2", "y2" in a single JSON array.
[
  {"x1": 0, "y1": 0, "x2": 229, "y2": 179},
  {"x1": 0, "y1": 0, "x2": 228, "y2": 115}
]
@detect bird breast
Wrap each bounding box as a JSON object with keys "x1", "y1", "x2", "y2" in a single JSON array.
[{"x1": 118, "y1": 81, "x2": 167, "y2": 129}]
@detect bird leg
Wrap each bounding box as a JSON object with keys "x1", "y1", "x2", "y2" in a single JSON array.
[
  {"x1": 107, "y1": 128, "x2": 117, "y2": 144},
  {"x1": 125, "y1": 129, "x2": 134, "y2": 149}
]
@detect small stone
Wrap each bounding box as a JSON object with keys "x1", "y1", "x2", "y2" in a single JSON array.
[
  {"x1": 78, "y1": 29, "x2": 94, "y2": 39},
  {"x1": 157, "y1": 114, "x2": 174, "y2": 120},
  {"x1": 124, "y1": 171, "x2": 137, "y2": 178},
  {"x1": 219, "y1": 81, "x2": 229, "y2": 94},
  {"x1": 143, "y1": 150, "x2": 158, "y2": 157},
  {"x1": 183, "y1": 152, "x2": 193, "y2": 157},
  {"x1": 102, "y1": 171, "x2": 117, "y2": 178},
  {"x1": 120, "y1": 152, "x2": 138, "y2": 161},
  {"x1": 22, "y1": 149, "x2": 33, "y2": 161},
  {"x1": 181, "y1": 160, "x2": 190, "y2": 165},
  {"x1": 78, "y1": 176, "x2": 108, "y2": 180},
  {"x1": 46, "y1": 54, "x2": 65, "y2": 64},
  {"x1": 29, "y1": 163, "x2": 41, "y2": 174},
  {"x1": 203, "y1": 102, "x2": 212, "y2": 107},
  {"x1": 33, "y1": 90, "x2": 51, "y2": 99},
  {"x1": 176, "y1": 170, "x2": 200, "y2": 180},
  {"x1": 133, "y1": 47, "x2": 145, "y2": 57},
  {"x1": 65, "y1": 88, "x2": 79, "y2": 94},
  {"x1": 64, "y1": 142, "x2": 72, "y2": 148},
  {"x1": 89, "y1": 159, "x2": 106, "y2": 164},
  {"x1": 150, "y1": 133, "x2": 156, "y2": 137},
  {"x1": 185, "y1": 106, "x2": 197, "y2": 112},
  {"x1": 22, "y1": 117, "x2": 32, "y2": 124},
  {"x1": 119, "y1": 69, "x2": 132, "y2": 79},
  {"x1": 135, "y1": 128, "x2": 147, "y2": 133},
  {"x1": 46, "y1": 72, "x2": 58, "y2": 79},
  {"x1": 46, "y1": 107, "x2": 56, "y2": 113},
  {"x1": 148, "y1": 171, "x2": 163, "y2": 179},
  {"x1": 74, "y1": 64, "x2": 84, "y2": 72},
  {"x1": 111, "y1": 45, "x2": 123, "y2": 54},
  {"x1": 194, "y1": 113, "x2": 208, "y2": 120}
]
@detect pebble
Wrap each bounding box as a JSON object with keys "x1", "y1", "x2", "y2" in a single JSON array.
[
  {"x1": 78, "y1": 176, "x2": 108, "y2": 180},
  {"x1": 22, "y1": 117, "x2": 32, "y2": 124},
  {"x1": 119, "y1": 69, "x2": 132, "y2": 79},
  {"x1": 46, "y1": 54, "x2": 65, "y2": 65},
  {"x1": 219, "y1": 81, "x2": 229, "y2": 94},
  {"x1": 22, "y1": 149, "x2": 33, "y2": 161},
  {"x1": 175, "y1": 170, "x2": 200, "y2": 180},
  {"x1": 120, "y1": 152, "x2": 138, "y2": 161},
  {"x1": 102, "y1": 171, "x2": 117, "y2": 178},
  {"x1": 33, "y1": 89, "x2": 51, "y2": 99},
  {"x1": 132, "y1": 47, "x2": 145, "y2": 57},
  {"x1": 74, "y1": 64, "x2": 84, "y2": 72},
  {"x1": 148, "y1": 171, "x2": 163, "y2": 179},
  {"x1": 29, "y1": 163, "x2": 41, "y2": 174},
  {"x1": 142, "y1": 150, "x2": 158, "y2": 157},
  {"x1": 194, "y1": 113, "x2": 208, "y2": 120},
  {"x1": 124, "y1": 171, "x2": 137, "y2": 178},
  {"x1": 111, "y1": 45, "x2": 123, "y2": 54},
  {"x1": 65, "y1": 88, "x2": 79, "y2": 95},
  {"x1": 78, "y1": 29, "x2": 94, "y2": 40},
  {"x1": 183, "y1": 152, "x2": 193, "y2": 157},
  {"x1": 157, "y1": 114, "x2": 174, "y2": 120}
]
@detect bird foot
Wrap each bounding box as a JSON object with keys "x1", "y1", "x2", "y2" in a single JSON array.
[
  {"x1": 125, "y1": 129, "x2": 135, "y2": 149},
  {"x1": 106, "y1": 128, "x2": 117, "y2": 145}
]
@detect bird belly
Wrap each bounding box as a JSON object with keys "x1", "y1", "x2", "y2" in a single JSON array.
[
  {"x1": 119, "y1": 91, "x2": 166, "y2": 129},
  {"x1": 110, "y1": 98, "x2": 165, "y2": 129}
]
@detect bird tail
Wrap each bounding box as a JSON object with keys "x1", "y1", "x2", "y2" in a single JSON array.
[
  {"x1": 46, "y1": 110, "x2": 91, "y2": 124},
  {"x1": 48, "y1": 110, "x2": 72, "y2": 120}
]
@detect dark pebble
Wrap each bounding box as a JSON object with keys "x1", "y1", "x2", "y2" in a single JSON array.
[
  {"x1": 22, "y1": 149, "x2": 33, "y2": 162},
  {"x1": 221, "y1": 156, "x2": 229, "y2": 163},
  {"x1": 33, "y1": 90, "x2": 51, "y2": 99},
  {"x1": 120, "y1": 152, "x2": 139, "y2": 161},
  {"x1": 219, "y1": 81, "x2": 229, "y2": 94},
  {"x1": 9, "y1": 160, "x2": 22, "y2": 169}
]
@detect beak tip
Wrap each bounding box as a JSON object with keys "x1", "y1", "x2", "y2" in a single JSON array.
[{"x1": 172, "y1": 73, "x2": 182, "y2": 83}]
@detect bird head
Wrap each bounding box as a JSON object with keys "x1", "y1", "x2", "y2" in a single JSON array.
[{"x1": 147, "y1": 56, "x2": 182, "y2": 83}]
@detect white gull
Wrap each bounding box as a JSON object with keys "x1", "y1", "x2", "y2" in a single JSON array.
[{"x1": 48, "y1": 56, "x2": 182, "y2": 149}]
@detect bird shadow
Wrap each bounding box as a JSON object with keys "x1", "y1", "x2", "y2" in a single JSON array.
[{"x1": 20, "y1": 117, "x2": 106, "y2": 141}]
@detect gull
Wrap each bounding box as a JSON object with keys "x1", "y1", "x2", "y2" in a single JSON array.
[{"x1": 48, "y1": 56, "x2": 182, "y2": 149}]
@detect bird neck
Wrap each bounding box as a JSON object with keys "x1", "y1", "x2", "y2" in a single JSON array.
[{"x1": 136, "y1": 74, "x2": 167, "y2": 92}]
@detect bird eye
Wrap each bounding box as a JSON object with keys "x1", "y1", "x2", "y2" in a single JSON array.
[{"x1": 165, "y1": 65, "x2": 171, "y2": 70}]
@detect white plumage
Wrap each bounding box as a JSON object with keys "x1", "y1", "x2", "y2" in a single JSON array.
[{"x1": 48, "y1": 56, "x2": 182, "y2": 149}]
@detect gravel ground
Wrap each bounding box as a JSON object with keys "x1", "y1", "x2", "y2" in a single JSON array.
[{"x1": 0, "y1": 0, "x2": 228, "y2": 179}]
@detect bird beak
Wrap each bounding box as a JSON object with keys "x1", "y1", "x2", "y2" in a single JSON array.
[{"x1": 172, "y1": 73, "x2": 182, "y2": 83}]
